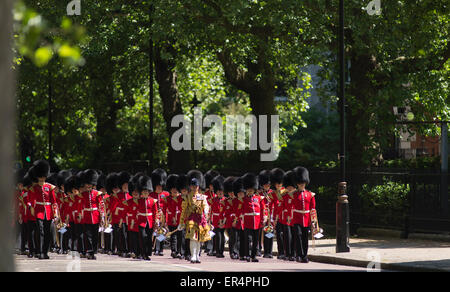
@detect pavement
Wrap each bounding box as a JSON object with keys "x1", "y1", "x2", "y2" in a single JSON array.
[
  {"x1": 14, "y1": 234, "x2": 450, "y2": 272},
  {"x1": 303, "y1": 236, "x2": 450, "y2": 272}
]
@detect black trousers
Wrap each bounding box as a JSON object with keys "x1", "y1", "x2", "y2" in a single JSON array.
[
  {"x1": 36, "y1": 219, "x2": 52, "y2": 255},
  {"x1": 168, "y1": 225, "x2": 182, "y2": 255},
  {"x1": 263, "y1": 232, "x2": 274, "y2": 256},
  {"x1": 257, "y1": 228, "x2": 263, "y2": 254},
  {"x1": 226, "y1": 228, "x2": 237, "y2": 258},
  {"x1": 243, "y1": 228, "x2": 259, "y2": 259},
  {"x1": 139, "y1": 225, "x2": 153, "y2": 257},
  {"x1": 27, "y1": 221, "x2": 38, "y2": 255},
  {"x1": 181, "y1": 228, "x2": 190, "y2": 258},
  {"x1": 213, "y1": 228, "x2": 225, "y2": 256},
  {"x1": 113, "y1": 223, "x2": 128, "y2": 253},
  {"x1": 84, "y1": 224, "x2": 99, "y2": 255},
  {"x1": 282, "y1": 223, "x2": 294, "y2": 258},
  {"x1": 292, "y1": 225, "x2": 310, "y2": 259},
  {"x1": 275, "y1": 222, "x2": 285, "y2": 256},
  {"x1": 104, "y1": 232, "x2": 112, "y2": 252},
  {"x1": 128, "y1": 231, "x2": 140, "y2": 256},
  {"x1": 71, "y1": 222, "x2": 84, "y2": 254},
  {"x1": 19, "y1": 223, "x2": 27, "y2": 252},
  {"x1": 237, "y1": 229, "x2": 244, "y2": 258}
]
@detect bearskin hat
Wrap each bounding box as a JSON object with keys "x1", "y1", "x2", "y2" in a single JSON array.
[
  {"x1": 151, "y1": 168, "x2": 167, "y2": 187},
  {"x1": 64, "y1": 175, "x2": 81, "y2": 194},
  {"x1": 224, "y1": 176, "x2": 235, "y2": 194},
  {"x1": 83, "y1": 169, "x2": 99, "y2": 186},
  {"x1": 242, "y1": 172, "x2": 259, "y2": 191},
  {"x1": 138, "y1": 175, "x2": 153, "y2": 192},
  {"x1": 165, "y1": 174, "x2": 179, "y2": 192},
  {"x1": 23, "y1": 172, "x2": 33, "y2": 188},
  {"x1": 211, "y1": 175, "x2": 225, "y2": 192},
  {"x1": 258, "y1": 170, "x2": 271, "y2": 187},
  {"x1": 27, "y1": 166, "x2": 38, "y2": 183},
  {"x1": 176, "y1": 174, "x2": 189, "y2": 192},
  {"x1": 270, "y1": 168, "x2": 285, "y2": 185},
  {"x1": 232, "y1": 177, "x2": 245, "y2": 194},
  {"x1": 15, "y1": 168, "x2": 27, "y2": 185},
  {"x1": 118, "y1": 171, "x2": 131, "y2": 188},
  {"x1": 32, "y1": 160, "x2": 50, "y2": 178},
  {"x1": 96, "y1": 173, "x2": 106, "y2": 190},
  {"x1": 106, "y1": 173, "x2": 119, "y2": 194},
  {"x1": 57, "y1": 170, "x2": 71, "y2": 188},
  {"x1": 187, "y1": 170, "x2": 205, "y2": 190},
  {"x1": 205, "y1": 170, "x2": 220, "y2": 188},
  {"x1": 129, "y1": 173, "x2": 144, "y2": 194},
  {"x1": 283, "y1": 170, "x2": 297, "y2": 188},
  {"x1": 293, "y1": 166, "x2": 310, "y2": 185},
  {"x1": 46, "y1": 173, "x2": 58, "y2": 186}
]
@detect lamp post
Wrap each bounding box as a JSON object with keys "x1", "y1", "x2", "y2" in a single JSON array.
[
  {"x1": 190, "y1": 94, "x2": 201, "y2": 168},
  {"x1": 149, "y1": 2, "x2": 154, "y2": 172},
  {"x1": 336, "y1": 0, "x2": 350, "y2": 253}
]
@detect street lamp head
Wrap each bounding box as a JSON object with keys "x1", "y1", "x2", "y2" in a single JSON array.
[{"x1": 190, "y1": 94, "x2": 201, "y2": 109}]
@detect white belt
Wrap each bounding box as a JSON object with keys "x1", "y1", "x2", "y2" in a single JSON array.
[
  {"x1": 137, "y1": 212, "x2": 153, "y2": 216},
  {"x1": 36, "y1": 202, "x2": 52, "y2": 206},
  {"x1": 293, "y1": 210, "x2": 310, "y2": 214},
  {"x1": 212, "y1": 213, "x2": 220, "y2": 216},
  {"x1": 84, "y1": 208, "x2": 98, "y2": 211},
  {"x1": 244, "y1": 213, "x2": 260, "y2": 216}
]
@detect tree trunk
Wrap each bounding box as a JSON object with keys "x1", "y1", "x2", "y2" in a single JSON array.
[
  {"x1": 0, "y1": 0, "x2": 16, "y2": 271},
  {"x1": 154, "y1": 44, "x2": 191, "y2": 172}
]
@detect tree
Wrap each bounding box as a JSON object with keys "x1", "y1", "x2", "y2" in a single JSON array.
[{"x1": 0, "y1": 0, "x2": 16, "y2": 272}]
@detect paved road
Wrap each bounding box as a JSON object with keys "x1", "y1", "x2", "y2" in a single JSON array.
[{"x1": 15, "y1": 252, "x2": 372, "y2": 272}]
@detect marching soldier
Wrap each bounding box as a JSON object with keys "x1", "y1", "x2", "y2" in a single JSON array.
[
  {"x1": 270, "y1": 168, "x2": 285, "y2": 260},
  {"x1": 105, "y1": 172, "x2": 121, "y2": 255},
  {"x1": 122, "y1": 175, "x2": 141, "y2": 259},
  {"x1": 136, "y1": 175, "x2": 158, "y2": 261},
  {"x1": 292, "y1": 166, "x2": 316, "y2": 263},
  {"x1": 241, "y1": 173, "x2": 265, "y2": 262},
  {"x1": 258, "y1": 170, "x2": 275, "y2": 258},
  {"x1": 163, "y1": 174, "x2": 183, "y2": 259},
  {"x1": 64, "y1": 175, "x2": 82, "y2": 258},
  {"x1": 15, "y1": 169, "x2": 27, "y2": 255},
  {"x1": 28, "y1": 160, "x2": 59, "y2": 259},
  {"x1": 280, "y1": 170, "x2": 297, "y2": 261},
  {"x1": 56, "y1": 170, "x2": 71, "y2": 254},
  {"x1": 223, "y1": 176, "x2": 238, "y2": 259},
  {"x1": 150, "y1": 168, "x2": 169, "y2": 256},
  {"x1": 80, "y1": 169, "x2": 104, "y2": 260},
  {"x1": 111, "y1": 171, "x2": 132, "y2": 257},
  {"x1": 210, "y1": 175, "x2": 226, "y2": 258},
  {"x1": 232, "y1": 177, "x2": 245, "y2": 261},
  {"x1": 23, "y1": 170, "x2": 38, "y2": 258},
  {"x1": 176, "y1": 174, "x2": 191, "y2": 260},
  {"x1": 178, "y1": 170, "x2": 211, "y2": 264},
  {"x1": 204, "y1": 170, "x2": 219, "y2": 255}
]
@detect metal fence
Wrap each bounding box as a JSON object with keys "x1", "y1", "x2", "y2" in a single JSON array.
[{"x1": 308, "y1": 170, "x2": 450, "y2": 237}]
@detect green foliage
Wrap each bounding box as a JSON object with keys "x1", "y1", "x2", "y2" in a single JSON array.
[{"x1": 360, "y1": 178, "x2": 410, "y2": 211}]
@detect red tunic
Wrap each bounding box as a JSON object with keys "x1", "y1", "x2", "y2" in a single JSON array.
[
  {"x1": 136, "y1": 197, "x2": 158, "y2": 228},
  {"x1": 272, "y1": 187, "x2": 284, "y2": 222},
  {"x1": 292, "y1": 190, "x2": 316, "y2": 227},
  {"x1": 242, "y1": 194, "x2": 265, "y2": 230},
  {"x1": 124, "y1": 198, "x2": 140, "y2": 232},
  {"x1": 110, "y1": 192, "x2": 132, "y2": 224},
  {"x1": 81, "y1": 190, "x2": 104, "y2": 225},
  {"x1": 232, "y1": 198, "x2": 244, "y2": 230},
  {"x1": 224, "y1": 198, "x2": 234, "y2": 229},
  {"x1": 150, "y1": 191, "x2": 169, "y2": 222},
  {"x1": 210, "y1": 196, "x2": 226, "y2": 228},
  {"x1": 280, "y1": 192, "x2": 295, "y2": 226},
  {"x1": 163, "y1": 195, "x2": 183, "y2": 227},
  {"x1": 29, "y1": 183, "x2": 57, "y2": 220}
]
